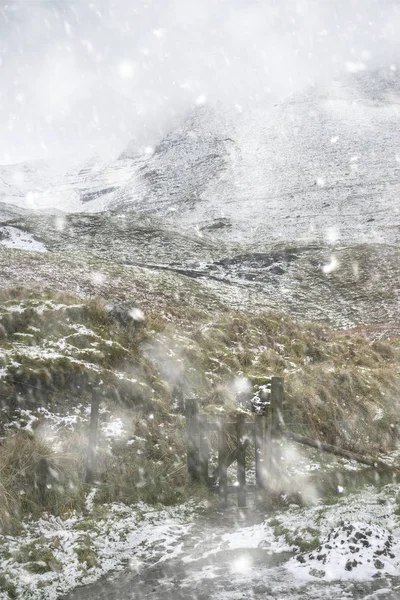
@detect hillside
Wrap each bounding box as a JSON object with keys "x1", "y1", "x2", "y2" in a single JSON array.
[
  {"x1": 0, "y1": 66, "x2": 400, "y2": 599},
  {"x1": 1, "y1": 69, "x2": 399, "y2": 248},
  {"x1": 0, "y1": 281, "x2": 399, "y2": 596},
  {"x1": 1, "y1": 68, "x2": 399, "y2": 332},
  {"x1": 1, "y1": 286, "x2": 399, "y2": 511},
  {"x1": 1, "y1": 206, "x2": 399, "y2": 328}
]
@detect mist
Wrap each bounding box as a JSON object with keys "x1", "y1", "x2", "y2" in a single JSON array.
[{"x1": 0, "y1": 0, "x2": 399, "y2": 164}]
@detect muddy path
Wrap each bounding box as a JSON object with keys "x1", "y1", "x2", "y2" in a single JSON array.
[{"x1": 64, "y1": 506, "x2": 400, "y2": 600}]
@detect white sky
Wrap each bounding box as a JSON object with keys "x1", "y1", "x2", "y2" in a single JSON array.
[{"x1": 0, "y1": 0, "x2": 399, "y2": 164}]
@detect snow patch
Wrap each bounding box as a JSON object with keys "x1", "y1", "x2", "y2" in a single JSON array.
[
  {"x1": 0, "y1": 226, "x2": 47, "y2": 252},
  {"x1": 0, "y1": 503, "x2": 194, "y2": 599},
  {"x1": 288, "y1": 522, "x2": 400, "y2": 582}
]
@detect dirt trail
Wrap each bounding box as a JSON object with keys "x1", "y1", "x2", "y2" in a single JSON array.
[{"x1": 64, "y1": 508, "x2": 400, "y2": 600}]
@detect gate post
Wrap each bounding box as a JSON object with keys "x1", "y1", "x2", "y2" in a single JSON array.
[
  {"x1": 255, "y1": 414, "x2": 265, "y2": 488},
  {"x1": 268, "y1": 377, "x2": 284, "y2": 489},
  {"x1": 218, "y1": 419, "x2": 228, "y2": 507},
  {"x1": 199, "y1": 414, "x2": 209, "y2": 485},
  {"x1": 86, "y1": 387, "x2": 100, "y2": 484},
  {"x1": 237, "y1": 413, "x2": 246, "y2": 507},
  {"x1": 271, "y1": 376, "x2": 284, "y2": 436},
  {"x1": 186, "y1": 398, "x2": 200, "y2": 482}
]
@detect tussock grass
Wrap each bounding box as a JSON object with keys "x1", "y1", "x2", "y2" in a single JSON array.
[
  {"x1": 285, "y1": 364, "x2": 399, "y2": 451},
  {"x1": 183, "y1": 312, "x2": 400, "y2": 450},
  {"x1": 0, "y1": 288, "x2": 399, "y2": 528},
  {"x1": 93, "y1": 407, "x2": 193, "y2": 506},
  {"x1": 0, "y1": 431, "x2": 85, "y2": 534}
]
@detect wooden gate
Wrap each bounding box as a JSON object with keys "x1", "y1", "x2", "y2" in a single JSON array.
[
  {"x1": 186, "y1": 376, "x2": 284, "y2": 507},
  {"x1": 185, "y1": 375, "x2": 393, "y2": 508}
]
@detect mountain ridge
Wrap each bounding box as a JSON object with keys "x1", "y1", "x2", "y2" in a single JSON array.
[{"x1": 0, "y1": 68, "x2": 399, "y2": 330}]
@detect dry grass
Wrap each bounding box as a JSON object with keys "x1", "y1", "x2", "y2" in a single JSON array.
[
  {"x1": 184, "y1": 312, "x2": 400, "y2": 451},
  {"x1": 0, "y1": 289, "x2": 399, "y2": 527},
  {"x1": 285, "y1": 364, "x2": 400, "y2": 452},
  {"x1": 93, "y1": 407, "x2": 191, "y2": 506},
  {"x1": 0, "y1": 431, "x2": 85, "y2": 534}
]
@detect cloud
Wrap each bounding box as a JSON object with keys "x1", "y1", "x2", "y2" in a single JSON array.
[{"x1": 0, "y1": 0, "x2": 399, "y2": 163}]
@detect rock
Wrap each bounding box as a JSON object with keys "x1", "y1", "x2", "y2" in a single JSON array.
[
  {"x1": 105, "y1": 302, "x2": 145, "y2": 331},
  {"x1": 288, "y1": 522, "x2": 400, "y2": 581},
  {"x1": 345, "y1": 559, "x2": 358, "y2": 571},
  {"x1": 309, "y1": 568, "x2": 325, "y2": 578}
]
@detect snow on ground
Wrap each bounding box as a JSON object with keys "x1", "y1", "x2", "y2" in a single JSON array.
[
  {"x1": 288, "y1": 522, "x2": 400, "y2": 582},
  {"x1": 0, "y1": 501, "x2": 195, "y2": 600},
  {"x1": 0, "y1": 436, "x2": 399, "y2": 599},
  {"x1": 0, "y1": 226, "x2": 47, "y2": 252},
  {"x1": 181, "y1": 483, "x2": 400, "y2": 589},
  {"x1": 0, "y1": 300, "x2": 84, "y2": 315}
]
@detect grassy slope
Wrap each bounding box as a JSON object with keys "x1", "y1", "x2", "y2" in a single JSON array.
[
  {"x1": 0, "y1": 286, "x2": 399, "y2": 533},
  {"x1": 2, "y1": 207, "x2": 400, "y2": 328}
]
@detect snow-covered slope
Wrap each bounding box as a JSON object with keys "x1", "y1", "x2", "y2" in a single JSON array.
[
  {"x1": 0, "y1": 225, "x2": 47, "y2": 252},
  {"x1": 0, "y1": 154, "x2": 139, "y2": 213},
  {"x1": 112, "y1": 107, "x2": 235, "y2": 217},
  {"x1": 0, "y1": 68, "x2": 399, "y2": 329},
  {"x1": 1, "y1": 69, "x2": 399, "y2": 248},
  {"x1": 111, "y1": 69, "x2": 400, "y2": 246}
]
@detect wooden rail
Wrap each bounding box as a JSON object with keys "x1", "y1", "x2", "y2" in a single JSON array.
[
  {"x1": 185, "y1": 375, "x2": 395, "y2": 507},
  {"x1": 283, "y1": 431, "x2": 391, "y2": 470}
]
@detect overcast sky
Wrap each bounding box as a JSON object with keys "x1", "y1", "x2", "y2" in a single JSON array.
[{"x1": 0, "y1": 0, "x2": 399, "y2": 164}]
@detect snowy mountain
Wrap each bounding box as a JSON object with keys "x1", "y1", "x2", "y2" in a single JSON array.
[
  {"x1": 111, "y1": 69, "x2": 400, "y2": 246},
  {"x1": 1, "y1": 69, "x2": 399, "y2": 245},
  {"x1": 1, "y1": 68, "x2": 400, "y2": 600},
  {"x1": 0, "y1": 68, "x2": 399, "y2": 328},
  {"x1": 0, "y1": 154, "x2": 137, "y2": 212}
]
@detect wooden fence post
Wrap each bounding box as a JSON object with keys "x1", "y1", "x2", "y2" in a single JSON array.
[
  {"x1": 264, "y1": 401, "x2": 273, "y2": 481},
  {"x1": 199, "y1": 414, "x2": 209, "y2": 485},
  {"x1": 218, "y1": 419, "x2": 228, "y2": 507},
  {"x1": 271, "y1": 376, "x2": 284, "y2": 435},
  {"x1": 237, "y1": 413, "x2": 246, "y2": 507},
  {"x1": 268, "y1": 377, "x2": 284, "y2": 489},
  {"x1": 255, "y1": 414, "x2": 265, "y2": 488},
  {"x1": 86, "y1": 388, "x2": 100, "y2": 484},
  {"x1": 186, "y1": 398, "x2": 200, "y2": 482}
]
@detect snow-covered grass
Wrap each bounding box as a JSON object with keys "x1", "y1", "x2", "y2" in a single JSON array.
[
  {"x1": 0, "y1": 500, "x2": 195, "y2": 599},
  {"x1": 1, "y1": 288, "x2": 399, "y2": 458},
  {"x1": 180, "y1": 483, "x2": 400, "y2": 594},
  {"x1": 2, "y1": 480, "x2": 400, "y2": 599},
  {"x1": 0, "y1": 288, "x2": 399, "y2": 598},
  {"x1": 0, "y1": 226, "x2": 47, "y2": 253}
]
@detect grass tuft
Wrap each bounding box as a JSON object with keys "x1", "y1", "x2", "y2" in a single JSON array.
[{"x1": 0, "y1": 288, "x2": 399, "y2": 525}]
